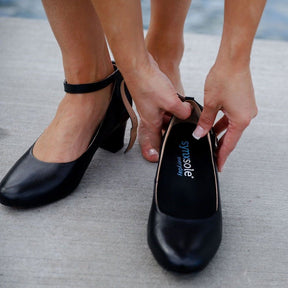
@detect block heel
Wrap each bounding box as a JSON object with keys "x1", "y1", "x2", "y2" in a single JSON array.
[{"x1": 100, "y1": 122, "x2": 127, "y2": 153}]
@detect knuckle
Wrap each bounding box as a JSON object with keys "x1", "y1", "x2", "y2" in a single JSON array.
[
  {"x1": 252, "y1": 106, "x2": 258, "y2": 119},
  {"x1": 200, "y1": 113, "x2": 214, "y2": 127},
  {"x1": 204, "y1": 98, "x2": 217, "y2": 110},
  {"x1": 164, "y1": 98, "x2": 178, "y2": 112},
  {"x1": 237, "y1": 105, "x2": 258, "y2": 128},
  {"x1": 235, "y1": 114, "x2": 252, "y2": 129},
  {"x1": 240, "y1": 118, "x2": 251, "y2": 129}
]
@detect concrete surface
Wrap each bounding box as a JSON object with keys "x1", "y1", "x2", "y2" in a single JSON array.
[{"x1": 0, "y1": 17, "x2": 288, "y2": 288}]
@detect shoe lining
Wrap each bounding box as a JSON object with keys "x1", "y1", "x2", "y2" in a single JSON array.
[{"x1": 156, "y1": 111, "x2": 217, "y2": 219}]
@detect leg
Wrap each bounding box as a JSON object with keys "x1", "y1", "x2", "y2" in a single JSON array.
[
  {"x1": 140, "y1": 0, "x2": 192, "y2": 162},
  {"x1": 33, "y1": 0, "x2": 114, "y2": 162},
  {"x1": 146, "y1": 0, "x2": 191, "y2": 94}
]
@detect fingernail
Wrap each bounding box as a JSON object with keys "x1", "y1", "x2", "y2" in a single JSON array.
[
  {"x1": 192, "y1": 126, "x2": 204, "y2": 140},
  {"x1": 148, "y1": 148, "x2": 158, "y2": 157}
]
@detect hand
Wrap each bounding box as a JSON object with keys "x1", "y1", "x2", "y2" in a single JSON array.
[
  {"x1": 193, "y1": 62, "x2": 258, "y2": 171},
  {"x1": 121, "y1": 55, "x2": 191, "y2": 160}
]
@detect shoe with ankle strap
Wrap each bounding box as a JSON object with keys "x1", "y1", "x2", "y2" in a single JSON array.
[
  {"x1": 0, "y1": 63, "x2": 138, "y2": 207},
  {"x1": 147, "y1": 96, "x2": 222, "y2": 273}
]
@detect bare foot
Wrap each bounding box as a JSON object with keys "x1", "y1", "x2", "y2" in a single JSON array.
[{"x1": 33, "y1": 85, "x2": 112, "y2": 163}]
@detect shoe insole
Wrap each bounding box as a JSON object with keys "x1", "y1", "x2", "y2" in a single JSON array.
[{"x1": 157, "y1": 122, "x2": 217, "y2": 219}]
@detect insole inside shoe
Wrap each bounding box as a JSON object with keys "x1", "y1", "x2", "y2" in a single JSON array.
[{"x1": 157, "y1": 122, "x2": 217, "y2": 219}]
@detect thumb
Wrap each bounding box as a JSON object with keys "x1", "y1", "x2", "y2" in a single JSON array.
[
  {"x1": 168, "y1": 97, "x2": 192, "y2": 120},
  {"x1": 193, "y1": 105, "x2": 218, "y2": 140}
]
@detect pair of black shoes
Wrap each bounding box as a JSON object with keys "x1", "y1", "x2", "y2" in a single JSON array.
[{"x1": 0, "y1": 64, "x2": 221, "y2": 273}]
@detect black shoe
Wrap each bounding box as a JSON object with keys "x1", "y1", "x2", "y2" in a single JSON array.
[
  {"x1": 0, "y1": 63, "x2": 137, "y2": 207},
  {"x1": 147, "y1": 96, "x2": 222, "y2": 273}
]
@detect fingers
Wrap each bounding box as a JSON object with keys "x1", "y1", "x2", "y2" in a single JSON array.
[
  {"x1": 163, "y1": 96, "x2": 192, "y2": 120},
  {"x1": 193, "y1": 105, "x2": 218, "y2": 140},
  {"x1": 214, "y1": 115, "x2": 229, "y2": 136},
  {"x1": 193, "y1": 108, "x2": 249, "y2": 172},
  {"x1": 191, "y1": 103, "x2": 243, "y2": 172},
  {"x1": 217, "y1": 125, "x2": 243, "y2": 172}
]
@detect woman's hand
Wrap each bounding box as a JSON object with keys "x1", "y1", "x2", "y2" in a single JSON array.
[
  {"x1": 193, "y1": 0, "x2": 266, "y2": 171},
  {"x1": 193, "y1": 62, "x2": 258, "y2": 171},
  {"x1": 121, "y1": 54, "x2": 191, "y2": 160}
]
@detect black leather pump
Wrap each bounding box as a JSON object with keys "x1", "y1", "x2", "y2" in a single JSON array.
[
  {"x1": 147, "y1": 96, "x2": 222, "y2": 273},
  {"x1": 0, "y1": 63, "x2": 137, "y2": 207}
]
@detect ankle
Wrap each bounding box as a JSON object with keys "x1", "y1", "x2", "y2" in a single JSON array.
[
  {"x1": 63, "y1": 57, "x2": 114, "y2": 85},
  {"x1": 62, "y1": 83, "x2": 113, "y2": 108}
]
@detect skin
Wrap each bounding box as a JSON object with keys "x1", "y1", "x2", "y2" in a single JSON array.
[
  {"x1": 142, "y1": 0, "x2": 192, "y2": 161},
  {"x1": 36, "y1": 0, "x2": 266, "y2": 174},
  {"x1": 194, "y1": 0, "x2": 267, "y2": 171},
  {"x1": 92, "y1": 0, "x2": 267, "y2": 171},
  {"x1": 91, "y1": 0, "x2": 192, "y2": 162},
  {"x1": 35, "y1": 0, "x2": 191, "y2": 163},
  {"x1": 34, "y1": 0, "x2": 114, "y2": 162}
]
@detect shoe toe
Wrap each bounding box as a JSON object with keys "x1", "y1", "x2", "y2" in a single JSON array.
[
  {"x1": 0, "y1": 146, "x2": 74, "y2": 207},
  {"x1": 157, "y1": 233, "x2": 216, "y2": 273},
  {"x1": 148, "y1": 203, "x2": 222, "y2": 273},
  {"x1": 0, "y1": 184, "x2": 24, "y2": 206}
]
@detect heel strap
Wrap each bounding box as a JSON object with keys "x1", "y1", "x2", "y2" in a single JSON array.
[
  {"x1": 120, "y1": 81, "x2": 138, "y2": 153},
  {"x1": 64, "y1": 64, "x2": 119, "y2": 94},
  {"x1": 178, "y1": 93, "x2": 219, "y2": 149}
]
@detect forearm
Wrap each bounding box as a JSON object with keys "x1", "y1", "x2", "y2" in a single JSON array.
[
  {"x1": 91, "y1": 0, "x2": 149, "y2": 74},
  {"x1": 216, "y1": 0, "x2": 267, "y2": 68}
]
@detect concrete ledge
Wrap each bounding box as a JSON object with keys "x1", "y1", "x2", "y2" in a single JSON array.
[{"x1": 0, "y1": 17, "x2": 288, "y2": 288}]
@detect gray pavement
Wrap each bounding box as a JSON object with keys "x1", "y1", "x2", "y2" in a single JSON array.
[{"x1": 0, "y1": 17, "x2": 288, "y2": 288}]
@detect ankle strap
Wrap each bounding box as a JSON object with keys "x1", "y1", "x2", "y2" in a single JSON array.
[{"x1": 64, "y1": 64, "x2": 119, "y2": 94}]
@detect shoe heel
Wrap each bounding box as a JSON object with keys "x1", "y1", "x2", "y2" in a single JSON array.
[{"x1": 100, "y1": 123, "x2": 127, "y2": 153}]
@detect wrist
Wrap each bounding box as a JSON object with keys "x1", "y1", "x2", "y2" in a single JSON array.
[
  {"x1": 115, "y1": 48, "x2": 150, "y2": 72},
  {"x1": 118, "y1": 52, "x2": 156, "y2": 82},
  {"x1": 216, "y1": 0, "x2": 266, "y2": 71},
  {"x1": 215, "y1": 37, "x2": 251, "y2": 72}
]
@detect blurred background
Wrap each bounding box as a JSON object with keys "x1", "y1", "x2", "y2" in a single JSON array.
[{"x1": 0, "y1": 0, "x2": 287, "y2": 41}]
